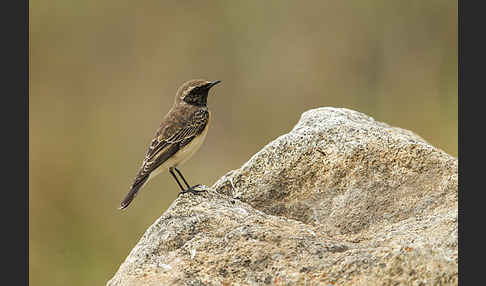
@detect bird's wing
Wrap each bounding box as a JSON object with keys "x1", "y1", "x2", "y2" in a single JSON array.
[
  {"x1": 144, "y1": 108, "x2": 209, "y2": 164},
  {"x1": 119, "y1": 109, "x2": 209, "y2": 209}
]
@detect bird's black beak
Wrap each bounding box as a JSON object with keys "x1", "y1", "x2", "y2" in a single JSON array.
[{"x1": 207, "y1": 80, "x2": 221, "y2": 89}]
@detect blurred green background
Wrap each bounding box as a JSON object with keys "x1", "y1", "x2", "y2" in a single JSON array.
[{"x1": 30, "y1": 1, "x2": 457, "y2": 285}]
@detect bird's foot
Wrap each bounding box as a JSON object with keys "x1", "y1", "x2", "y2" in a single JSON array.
[{"x1": 178, "y1": 185, "x2": 206, "y2": 196}]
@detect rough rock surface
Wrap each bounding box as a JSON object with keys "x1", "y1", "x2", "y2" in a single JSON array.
[{"x1": 107, "y1": 107, "x2": 458, "y2": 286}]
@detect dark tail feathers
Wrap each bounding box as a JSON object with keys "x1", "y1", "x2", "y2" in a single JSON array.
[{"x1": 119, "y1": 176, "x2": 149, "y2": 210}]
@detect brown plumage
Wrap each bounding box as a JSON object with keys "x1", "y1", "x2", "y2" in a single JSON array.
[{"x1": 119, "y1": 79, "x2": 221, "y2": 210}]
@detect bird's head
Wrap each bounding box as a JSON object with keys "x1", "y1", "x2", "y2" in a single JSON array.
[{"x1": 176, "y1": 79, "x2": 221, "y2": 107}]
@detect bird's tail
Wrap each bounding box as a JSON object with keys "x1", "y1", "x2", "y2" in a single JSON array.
[{"x1": 119, "y1": 176, "x2": 149, "y2": 210}]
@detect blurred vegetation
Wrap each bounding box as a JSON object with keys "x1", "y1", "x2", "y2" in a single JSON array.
[{"x1": 30, "y1": 0, "x2": 457, "y2": 285}]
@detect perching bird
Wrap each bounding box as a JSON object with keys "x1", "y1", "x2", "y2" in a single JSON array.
[{"x1": 119, "y1": 79, "x2": 221, "y2": 210}]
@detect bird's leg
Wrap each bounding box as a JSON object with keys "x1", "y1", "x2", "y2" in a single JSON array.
[
  {"x1": 169, "y1": 167, "x2": 186, "y2": 192},
  {"x1": 174, "y1": 167, "x2": 191, "y2": 189},
  {"x1": 174, "y1": 167, "x2": 206, "y2": 196}
]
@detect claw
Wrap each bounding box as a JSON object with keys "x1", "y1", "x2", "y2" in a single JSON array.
[{"x1": 178, "y1": 185, "x2": 206, "y2": 197}]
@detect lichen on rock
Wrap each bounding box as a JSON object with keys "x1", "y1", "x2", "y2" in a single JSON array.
[{"x1": 107, "y1": 107, "x2": 457, "y2": 286}]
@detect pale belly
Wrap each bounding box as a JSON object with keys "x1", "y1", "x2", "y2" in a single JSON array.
[{"x1": 146, "y1": 114, "x2": 210, "y2": 182}]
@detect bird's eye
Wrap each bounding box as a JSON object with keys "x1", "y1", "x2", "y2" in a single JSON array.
[{"x1": 190, "y1": 86, "x2": 202, "y2": 95}]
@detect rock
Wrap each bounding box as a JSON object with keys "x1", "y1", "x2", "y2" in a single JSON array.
[{"x1": 107, "y1": 107, "x2": 458, "y2": 286}]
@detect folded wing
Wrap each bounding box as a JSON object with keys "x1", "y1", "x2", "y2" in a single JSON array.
[{"x1": 119, "y1": 109, "x2": 209, "y2": 209}]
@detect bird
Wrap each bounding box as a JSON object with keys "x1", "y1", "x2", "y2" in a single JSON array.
[{"x1": 119, "y1": 79, "x2": 221, "y2": 210}]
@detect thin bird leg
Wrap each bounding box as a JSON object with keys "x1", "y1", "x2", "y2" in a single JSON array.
[
  {"x1": 175, "y1": 167, "x2": 206, "y2": 195},
  {"x1": 174, "y1": 167, "x2": 191, "y2": 189},
  {"x1": 169, "y1": 167, "x2": 186, "y2": 192}
]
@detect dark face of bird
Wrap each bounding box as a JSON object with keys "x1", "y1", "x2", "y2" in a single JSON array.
[{"x1": 177, "y1": 79, "x2": 221, "y2": 107}]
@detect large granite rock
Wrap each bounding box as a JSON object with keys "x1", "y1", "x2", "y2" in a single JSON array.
[{"x1": 107, "y1": 107, "x2": 458, "y2": 286}]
